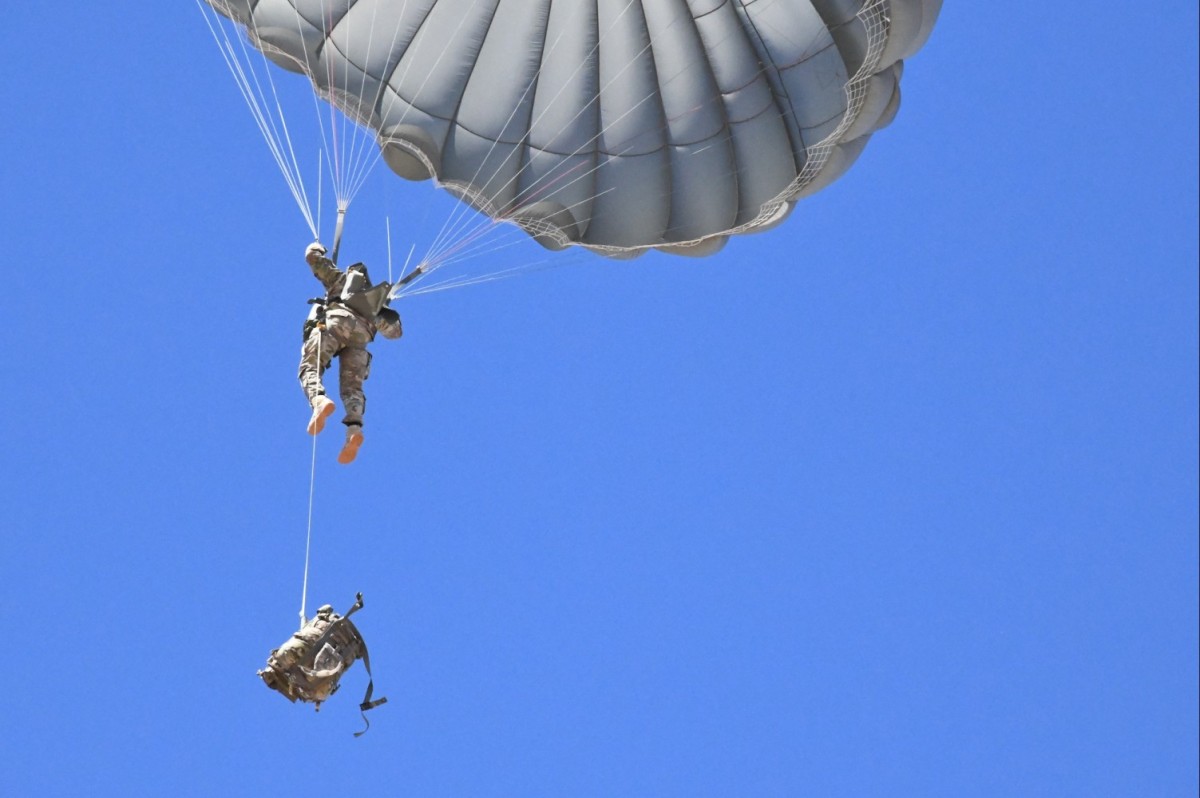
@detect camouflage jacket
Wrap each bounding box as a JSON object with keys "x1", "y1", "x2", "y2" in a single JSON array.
[{"x1": 307, "y1": 253, "x2": 356, "y2": 302}]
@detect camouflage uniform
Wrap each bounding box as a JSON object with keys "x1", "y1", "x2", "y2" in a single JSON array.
[{"x1": 299, "y1": 253, "x2": 402, "y2": 430}]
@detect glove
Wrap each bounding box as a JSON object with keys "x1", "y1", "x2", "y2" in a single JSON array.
[
  {"x1": 377, "y1": 307, "x2": 403, "y2": 340},
  {"x1": 306, "y1": 241, "x2": 327, "y2": 258}
]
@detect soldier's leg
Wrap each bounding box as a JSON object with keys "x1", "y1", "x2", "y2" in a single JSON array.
[
  {"x1": 336, "y1": 346, "x2": 370, "y2": 464},
  {"x1": 299, "y1": 329, "x2": 338, "y2": 434},
  {"x1": 298, "y1": 328, "x2": 337, "y2": 403},
  {"x1": 337, "y1": 346, "x2": 371, "y2": 427}
]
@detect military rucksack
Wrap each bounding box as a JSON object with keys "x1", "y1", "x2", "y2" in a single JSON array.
[{"x1": 258, "y1": 593, "x2": 386, "y2": 735}]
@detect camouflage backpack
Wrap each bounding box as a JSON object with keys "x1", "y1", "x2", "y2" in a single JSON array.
[{"x1": 259, "y1": 593, "x2": 386, "y2": 734}]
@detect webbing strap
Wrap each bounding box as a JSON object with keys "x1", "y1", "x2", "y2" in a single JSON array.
[
  {"x1": 353, "y1": 640, "x2": 388, "y2": 737},
  {"x1": 299, "y1": 331, "x2": 325, "y2": 625},
  {"x1": 339, "y1": 594, "x2": 387, "y2": 737}
]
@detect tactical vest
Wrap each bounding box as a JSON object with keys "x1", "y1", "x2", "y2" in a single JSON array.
[{"x1": 259, "y1": 593, "x2": 386, "y2": 734}]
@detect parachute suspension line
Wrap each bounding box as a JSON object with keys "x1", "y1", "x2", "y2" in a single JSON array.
[
  {"x1": 325, "y1": 0, "x2": 386, "y2": 207},
  {"x1": 421, "y1": 0, "x2": 823, "y2": 269},
  {"x1": 287, "y1": 0, "x2": 401, "y2": 215},
  {"x1": 368, "y1": 0, "x2": 484, "y2": 158},
  {"x1": 401, "y1": 244, "x2": 417, "y2": 285},
  {"x1": 292, "y1": 3, "x2": 348, "y2": 214},
  {"x1": 575, "y1": 0, "x2": 888, "y2": 242},
  {"x1": 194, "y1": 0, "x2": 317, "y2": 237},
  {"x1": 294, "y1": 1, "x2": 354, "y2": 267},
  {"x1": 337, "y1": 0, "x2": 415, "y2": 205},
  {"x1": 386, "y1": 217, "x2": 394, "y2": 284},
  {"x1": 397, "y1": 251, "x2": 588, "y2": 299},
  {"x1": 327, "y1": 0, "x2": 494, "y2": 294},
  {"x1": 424, "y1": 190, "x2": 601, "y2": 269},
  {"x1": 416, "y1": 4, "x2": 582, "y2": 264},
  {"x1": 358, "y1": 0, "x2": 490, "y2": 201},
  {"x1": 384, "y1": 218, "x2": 418, "y2": 287},
  {"x1": 232, "y1": 7, "x2": 319, "y2": 233},
  {"x1": 314, "y1": 149, "x2": 326, "y2": 246},
  {"x1": 418, "y1": 232, "x2": 555, "y2": 277},
  {"x1": 338, "y1": 0, "x2": 388, "y2": 207},
  {"x1": 394, "y1": 0, "x2": 712, "y2": 295},
  {"x1": 420, "y1": 0, "x2": 676, "y2": 269},
  {"x1": 287, "y1": 0, "x2": 508, "y2": 285},
  {"x1": 417, "y1": 0, "x2": 637, "y2": 266}
]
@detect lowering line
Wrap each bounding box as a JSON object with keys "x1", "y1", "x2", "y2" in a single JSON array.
[
  {"x1": 300, "y1": 198, "x2": 346, "y2": 621},
  {"x1": 299, "y1": 329, "x2": 323, "y2": 624}
]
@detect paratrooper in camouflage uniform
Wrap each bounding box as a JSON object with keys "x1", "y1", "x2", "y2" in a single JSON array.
[{"x1": 300, "y1": 241, "x2": 402, "y2": 464}]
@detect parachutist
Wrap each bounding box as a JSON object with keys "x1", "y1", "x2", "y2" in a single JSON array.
[
  {"x1": 300, "y1": 241, "x2": 403, "y2": 464},
  {"x1": 258, "y1": 593, "x2": 387, "y2": 736}
]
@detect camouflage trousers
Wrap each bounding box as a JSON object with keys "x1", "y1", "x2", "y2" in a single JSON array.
[{"x1": 298, "y1": 309, "x2": 373, "y2": 427}]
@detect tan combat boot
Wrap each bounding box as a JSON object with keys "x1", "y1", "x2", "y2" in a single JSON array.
[
  {"x1": 307, "y1": 396, "x2": 336, "y2": 435},
  {"x1": 338, "y1": 425, "x2": 364, "y2": 464}
]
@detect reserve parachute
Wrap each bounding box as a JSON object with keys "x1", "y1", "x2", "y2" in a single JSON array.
[{"x1": 203, "y1": 0, "x2": 940, "y2": 257}]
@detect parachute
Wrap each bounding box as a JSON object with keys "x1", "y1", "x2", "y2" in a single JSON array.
[{"x1": 202, "y1": 0, "x2": 940, "y2": 257}]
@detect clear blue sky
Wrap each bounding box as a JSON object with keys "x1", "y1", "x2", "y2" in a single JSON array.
[{"x1": 2, "y1": 3, "x2": 1196, "y2": 796}]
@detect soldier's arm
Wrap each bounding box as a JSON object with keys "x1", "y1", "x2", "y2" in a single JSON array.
[
  {"x1": 376, "y1": 306, "x2": 403, "y2": 340},
  {"x1": 306, "y1": 252, "x2": 344, "y2": 293}
]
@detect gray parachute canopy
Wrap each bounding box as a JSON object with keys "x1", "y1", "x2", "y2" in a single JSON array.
[{"x1": 206, "y1": 0, "x2": 940, "y2": 257}]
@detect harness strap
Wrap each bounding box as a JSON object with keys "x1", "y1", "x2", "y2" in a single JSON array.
[
  {"x1": 353, "y1": 636, "x2": 388, "y2": 737},
  {"x1": 331, "y1": 594, "x2": 387, "y2": 737}
]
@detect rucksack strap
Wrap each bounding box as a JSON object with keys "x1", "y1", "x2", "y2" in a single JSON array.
[
  {"x1": 353, "y1": 639, "x2": 388, "y2": 737},
  {"x1": 342, "y1": 595, "x2": 387, "y2": 737}
]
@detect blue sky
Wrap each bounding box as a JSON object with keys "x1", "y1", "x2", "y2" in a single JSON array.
[{"x1": 2, "y1": 3, "x2": 1196, "y2": 796}]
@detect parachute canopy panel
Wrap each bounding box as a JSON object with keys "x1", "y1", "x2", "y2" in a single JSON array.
[{"x1": 205, "y1": 0, "x2": 942, "y2": 256}]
